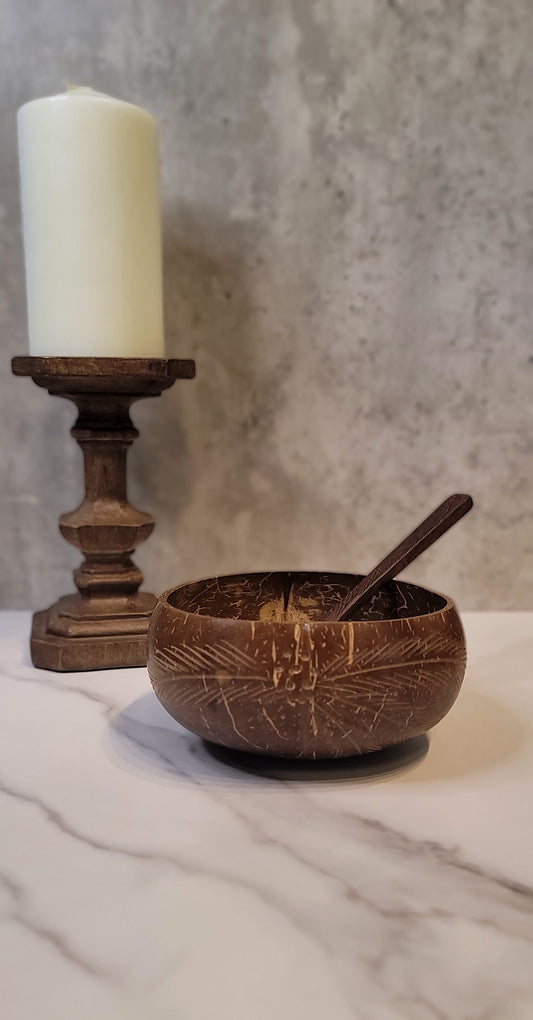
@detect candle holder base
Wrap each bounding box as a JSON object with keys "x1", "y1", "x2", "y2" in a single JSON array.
[
  {"x1": 13, "y1": 356, "x2": 195, "y2": 672},
  {"x1": 31, "y1": 603, "x2": 155, "y2": 671}
]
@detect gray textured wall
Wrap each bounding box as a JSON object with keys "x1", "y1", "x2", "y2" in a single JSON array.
[{"x1": 1, "y1": 0, "x2": 532, "y2": 611}]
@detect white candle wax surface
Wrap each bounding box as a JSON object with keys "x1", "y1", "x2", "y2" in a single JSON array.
[{"x1": 17, "y1": 88, "x2": 164, "y2": 357}]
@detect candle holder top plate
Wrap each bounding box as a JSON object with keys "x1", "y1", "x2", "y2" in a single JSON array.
[{"x1": 12, "y1": 356, "x2": 196, "y2": 395}]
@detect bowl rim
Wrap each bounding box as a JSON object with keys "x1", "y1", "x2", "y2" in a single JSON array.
[{"x1": 155, "y1": 571, "x2": 456, "y2": 627}]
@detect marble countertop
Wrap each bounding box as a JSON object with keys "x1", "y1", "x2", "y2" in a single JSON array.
[{"x1": 1, "y1": 611, "x2": 532, "y2": 1020}]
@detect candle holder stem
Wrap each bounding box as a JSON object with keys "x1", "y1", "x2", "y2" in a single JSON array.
[{"x1": 12, "y1": 357, "x2": 195, "y2": 671}]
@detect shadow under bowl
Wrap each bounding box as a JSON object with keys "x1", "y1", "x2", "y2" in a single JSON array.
[{"x1": 147, "y1": 571, "x2": 466, "y2": 759}]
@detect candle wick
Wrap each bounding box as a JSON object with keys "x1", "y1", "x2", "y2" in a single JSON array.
[{"x1": 65, "y1": 85, "x2": 94, "y2": 94}]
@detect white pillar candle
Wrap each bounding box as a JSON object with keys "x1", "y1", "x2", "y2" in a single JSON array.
[{"x1": 17, "y1": 87, "x2": 164, "y2": 357}]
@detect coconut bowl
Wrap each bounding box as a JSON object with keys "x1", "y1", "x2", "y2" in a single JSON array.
[{"x1": 147, "y1": 571, "x2": 466, "y2": 759}]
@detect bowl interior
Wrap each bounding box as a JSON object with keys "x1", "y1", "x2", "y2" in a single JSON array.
[{"x1": 166, "y1": 571, "x2": 447, "y2": 623}]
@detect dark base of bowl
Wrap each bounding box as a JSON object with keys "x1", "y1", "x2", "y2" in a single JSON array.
[{"x1": 202, "y1": 733, "x2": 429, "y2": 781}]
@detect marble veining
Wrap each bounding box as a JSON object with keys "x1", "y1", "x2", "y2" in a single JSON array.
[{"x1": 1, "y1": 611, "x2": 533, "y2": 1019}]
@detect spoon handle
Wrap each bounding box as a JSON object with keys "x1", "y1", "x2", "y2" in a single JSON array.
[{"x1": 327, "y1": 493, "x2": 473, "y2": 623}]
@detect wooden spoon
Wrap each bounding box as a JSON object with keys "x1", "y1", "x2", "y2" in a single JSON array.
[{"x1": 326, "y1": 493, "x2": 473, "y2": 622}]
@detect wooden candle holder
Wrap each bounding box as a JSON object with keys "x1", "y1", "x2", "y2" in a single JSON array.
[{"x1": 12, "y1": 356, "x2": 195, "y2": 672}]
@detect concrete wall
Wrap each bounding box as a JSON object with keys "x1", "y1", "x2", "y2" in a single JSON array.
[{"x1": 1, "y1": 0, "x2": 532, "y2": 610}]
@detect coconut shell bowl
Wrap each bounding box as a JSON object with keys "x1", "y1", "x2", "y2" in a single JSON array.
[{"x1": 147, "y1": 570, "x2": 467, "y2": 759}]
